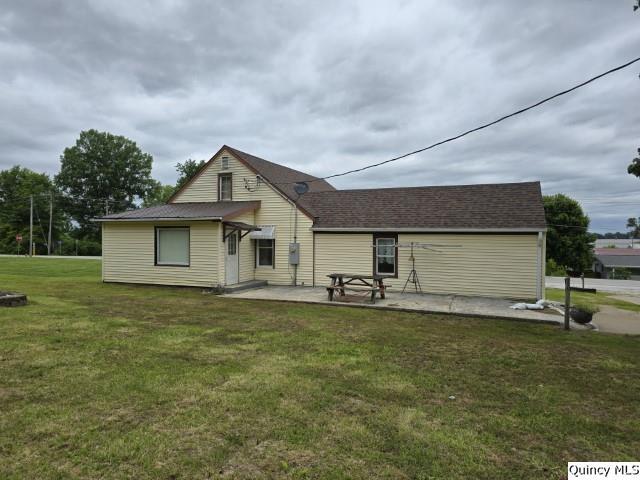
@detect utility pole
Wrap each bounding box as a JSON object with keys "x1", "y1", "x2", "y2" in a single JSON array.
[
  {"x1": 48, "y1": 192, "x2": 53, "y2": 255},
  {"x1": 29, "y1": 195, "x2": 33, "y2": 257},
  {"x1": 105, "y1": 199, "x2": 109, "y2": 216}
]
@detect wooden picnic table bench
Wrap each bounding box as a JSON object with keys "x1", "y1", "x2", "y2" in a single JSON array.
[{"x1": 326, "y1": 273, "x2": 389, "y2": 304}]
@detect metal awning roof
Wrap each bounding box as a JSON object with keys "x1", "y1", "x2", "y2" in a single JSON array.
[
  {"x1": 249, "y1": 225, "x2": 275, "y2": 239},
  {"x1": 222, "y1": 221, "x2": 261, "y2": 242},
  {"x1": 93, "y1": 201, "x2": 260, "y2": 222}
]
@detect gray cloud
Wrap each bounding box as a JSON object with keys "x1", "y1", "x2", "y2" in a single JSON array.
[{"x1": 1, "y1": 0, "x2": 639, "y2": 232}]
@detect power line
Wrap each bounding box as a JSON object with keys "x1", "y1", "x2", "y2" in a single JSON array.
[{"x1": 275, "y1": 55, "x2": 640, "y2": 185}]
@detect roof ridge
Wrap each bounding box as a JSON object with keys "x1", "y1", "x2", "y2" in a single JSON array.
[{"x1": 304, "y1": 181, "x2": 541, "y2": 194}]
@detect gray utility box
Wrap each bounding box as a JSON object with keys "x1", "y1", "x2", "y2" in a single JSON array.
[{"x1": 288, "y1": 243, "x2": 300, "y2": 265}]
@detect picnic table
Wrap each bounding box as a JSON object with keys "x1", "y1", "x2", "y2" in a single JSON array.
[{"x1": 326, "y1": 273, "x2": 388, "y2": 304}]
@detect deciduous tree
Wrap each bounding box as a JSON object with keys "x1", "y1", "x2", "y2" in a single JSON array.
[
  {"x1": 543, "y1": 194, "x2": 595, "y2": 273},
  {"x1": 0, "y1": 167, "x2": 68, "y2": 254},
  {"x1": 55, "y1": 130, "x2": 155, "y2": 240},
  {"x1": 143, "y1": 181, "x2": 175, "y2": 207},
  {"x1": 627, "y1": 217, "x2": 639, "y2": 236},
  {"x1": 175, "y1": 159, "x2": 206, "y2": 190},
  {"x1": 628, "y1": 147, "x2": 640, "y2": 178}
]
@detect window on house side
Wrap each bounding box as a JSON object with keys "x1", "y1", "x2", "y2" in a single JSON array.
[
  {"x1": 219, "y1": 174, "x2": 232, "y2": 201},
  {"x1": 376, "y1": 238, "x2": 396, "y2": 275},
  {"x1": 156, "y1": 227, "x2": 190, "y2": 266},
  {"x1": 227, "y1": 234, "x2": 237, "y2": 255},
  {"x1": 221, "y1": 156, "x2": 229, "y2": 170},
  {"x1": 256, "y1": 239, "x2": 274, "y2": 267}
]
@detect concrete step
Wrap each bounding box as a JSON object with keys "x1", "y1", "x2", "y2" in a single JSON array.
[{"x1": 223, "y1": 280, "x2": 268, "y2": 293}]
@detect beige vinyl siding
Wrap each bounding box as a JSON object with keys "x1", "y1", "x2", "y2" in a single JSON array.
[
  {"x1": 171, "y1": 148, "x2": 313, "y2": 286},
  {"x1": 313, "y1": 232, "x2": 539, "y2": 299},
  {"x1": 398, "y1": 234, "x2": 538, "y2": 298},
  {"x1": 103, "y1": 221, "x2": 219, "y2": 287},
  {"x1": 314, "y1": 233, "x2": 373, "y2": 285},
  {"x1": 253, "y1": 203, "x2": 313, "y2": 286},
  {"x1": 171, "y1": 166, "x2": 219, "y2": 203}
]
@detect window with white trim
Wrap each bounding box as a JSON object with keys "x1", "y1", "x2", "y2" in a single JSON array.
[
  {"x1": 375, "y1": 237, "x2": 396, "y2": 275},
  {"x1": 256, "y1": 239, "x2": 274, "y2": 267},
  {"x1": 156, "y1": 227, "x2": 190, "y2": 266},
  {"x1": 221, "y1": 156, "x2": 229, "y2": 170},
  {"x1": 219, "y1": 173, "x2": 232, "y2": 201}
]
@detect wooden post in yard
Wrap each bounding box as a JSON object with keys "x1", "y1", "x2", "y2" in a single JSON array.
[{"x1": 564, "y1": 276, "x2": 571, "y2": 331}]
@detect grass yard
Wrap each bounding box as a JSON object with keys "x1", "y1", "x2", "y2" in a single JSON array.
[
  {"x1": 546, "y1": 287, "x2": 640, "y2": 313},
  {"x1": 1, "y1": 258, "x2": 639, "y2": 479}
]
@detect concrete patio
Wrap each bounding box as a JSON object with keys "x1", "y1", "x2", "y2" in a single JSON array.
[{"x1": 223, "y1": 286, "x2": 578, "y2": 327}]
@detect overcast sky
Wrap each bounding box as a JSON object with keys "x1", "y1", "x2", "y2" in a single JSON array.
[{"x1": 1, "y1": 1, "x2": 639, "y2": 232}]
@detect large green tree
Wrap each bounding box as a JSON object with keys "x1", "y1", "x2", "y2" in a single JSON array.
[
  {"x1": 0, "y1": 167, "x2": 69, "y2": 254},
  {"x1": 55, "y1": 130, "x2": 155, "y2": 239},
  {"x1": 627, "y1": 217, "x2": 639, "y2": 238},
  {"x1": 175, "y1": 159, "x2": 206, "y2": 189},
  {"x1": 142, "y1": 181, "x2": 175, "y2": 207},
  {"x1": 628, "y1": 148, "x2": 640, "y2": 178},
  {"x1": 543, "y1": 194, "x2": 595, "y2": 273}
]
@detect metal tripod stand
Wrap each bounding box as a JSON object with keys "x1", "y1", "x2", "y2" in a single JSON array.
[{"x1": 402, "y1": 242, "x2": 423, "y2": 294}]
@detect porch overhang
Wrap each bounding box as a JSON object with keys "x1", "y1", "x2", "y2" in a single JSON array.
[
  {"x1": 92, "y1": 201, "x2": 261, "y2": 223},
  {"x1": 223, "y1": 221, "x2": 261, "y2": 242}
]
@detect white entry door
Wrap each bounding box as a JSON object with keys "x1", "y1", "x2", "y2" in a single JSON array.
[{"x1": 225, "y1": 232, "x2": 239, "y2": 285}]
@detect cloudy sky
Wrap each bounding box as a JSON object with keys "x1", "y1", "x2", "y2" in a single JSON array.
[{"x1": 1, "y1": 0, "x2": 639, "y2": 232}]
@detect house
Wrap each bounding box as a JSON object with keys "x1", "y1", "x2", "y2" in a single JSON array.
[
  {"x1": 593, "y1": 248, "x2": 640, "y2": 280},
  {"x1": 96, "y1": 146, "x2": 547, "y2": 299},
  {"x1": 594, "y1": 239, "x2": 640, "y2": 249}
]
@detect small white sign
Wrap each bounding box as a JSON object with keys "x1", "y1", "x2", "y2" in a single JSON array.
[{"x1": 568, "y1": 463, "x2": 640, "y2": 479}]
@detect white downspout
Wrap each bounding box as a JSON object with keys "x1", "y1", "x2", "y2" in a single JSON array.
[{"x1": 536, "y1": 231, "x2": 544, "y2": 300}]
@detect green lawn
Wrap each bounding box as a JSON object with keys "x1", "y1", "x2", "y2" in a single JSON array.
[
  {"x1": 1, "y1": 258, "x2": 639, "y2": 479},
  {"x1": 546, "y1": 287, "x2": 640, "y2": 313}
]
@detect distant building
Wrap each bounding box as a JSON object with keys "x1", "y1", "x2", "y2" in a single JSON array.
[
  {"x1": 594, "y1": 239, "x2": 639, "y2": 249},
  {"x1": 593, "y1": 248, "x2": 640, "y2": 280}
]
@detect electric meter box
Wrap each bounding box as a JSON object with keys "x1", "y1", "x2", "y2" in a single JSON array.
[{"x1": 288, "y1": 242, "x2": 300, "y2": 265}]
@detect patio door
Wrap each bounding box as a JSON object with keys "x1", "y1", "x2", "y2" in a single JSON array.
[{"x1": 225, "y1": 232, "x2": 239, "y2": 285}]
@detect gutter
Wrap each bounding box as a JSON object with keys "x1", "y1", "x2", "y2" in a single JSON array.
[
  {"x1": 92, "y1": 217, "x2": 224, "y2": 222},
  {"x1": 311, "y1": 227, "x2": 548, "y2": 233}
]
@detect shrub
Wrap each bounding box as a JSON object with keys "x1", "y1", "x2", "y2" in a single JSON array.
[
  {"x1": 572, "y1": 303, "x2": 600, "y2": 314},
  {"x1": 546, "y1": 258, "x2": 567, "y2": 276},
  {"x1": 611, "y1": 267, "x2": 631, "y2": 280}
]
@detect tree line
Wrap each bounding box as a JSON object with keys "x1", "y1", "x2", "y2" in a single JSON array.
[
  {"x1": 1, "y1": 130, "x2": 636, "y2": 269},
  {"x1": 0, "y1": 129, "x2": 204, "y2": 255}
]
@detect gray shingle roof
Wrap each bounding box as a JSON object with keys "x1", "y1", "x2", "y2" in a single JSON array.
[
  {"x1": 225, "y1": 146, "x2": 336, "y2": 201},
  {"x1": 96, "y1": 201, "x2": 260, "y2": 221},
  {"x1": 300, "y1": 182, "x2": 546, "y2": 231},
  {"x1": 595, "y1": 249, "x2": 640, "y2": 268}
]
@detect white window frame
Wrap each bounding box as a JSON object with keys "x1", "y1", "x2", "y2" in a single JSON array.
[
  {"x1": 155, "y1": 227, "x2": 190, "y2": 267},
  {"x1": 219, "y1": 173, "x2": 232, "y2": 201},
  {"x1": 221, "y1": 156, "x2": 229, "y2": 170},
  {"x1": 218, "y1": 172, "x2": 233, "y2": 202},
  {"x1": 375, "y1": 237, "x2": 396, "y2": 276},
  {"x1": 255, "y1": 239, "x2": 275, "y2": 268}
]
